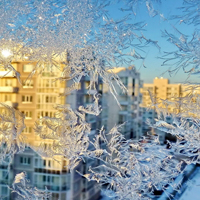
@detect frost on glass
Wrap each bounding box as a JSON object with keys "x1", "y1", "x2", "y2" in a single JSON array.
[
  {"x1": 83, "y1": 125, "x2": 184, "y2": 200},
  {"x1": 148, "y1": 88, "x2": 200, "y2": 165},
  {"x1": 121, "y1": 0, "x2": 162, "y2": 18},
  {"x1": 170, "y1": 0, "x2": 200, "y2": 25},
  {"x1": 0, "y1": 0, "x2": 153, "y2": 163},
  {"x1": 0, "y1": 103, "x2": 25, "y2": 164},
  {"x1": 33, "y1": 104, "x2": 90, "y2": 169},
  {"x1": 0, "y1": 0, "x2": 150, "y2": 97},
  {"x1": 0, "y1": 0, "x2": 200, "y2": 200},
  {"x1": 160, "y1": 29, "x2": 200, "y2": 77},
  {"x1": 9, "y1": 172, "x2": 51, "y2": 200}
]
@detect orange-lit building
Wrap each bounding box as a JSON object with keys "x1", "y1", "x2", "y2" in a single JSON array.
[
  {"x1": 140, "y1": 77, "x2": 199, "y2": 142},
  {"x1": 0, "y1": 60, "x2": 101, "y2": 200}
]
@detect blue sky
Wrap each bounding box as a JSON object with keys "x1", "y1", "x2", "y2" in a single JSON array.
[{"x1": 108, "y1": 0, "x2": 197, "y2": 84}]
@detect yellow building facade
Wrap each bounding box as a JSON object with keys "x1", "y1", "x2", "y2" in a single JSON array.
[{"x1": 141, "y1": 77, "x2": 182, "y2": 112}]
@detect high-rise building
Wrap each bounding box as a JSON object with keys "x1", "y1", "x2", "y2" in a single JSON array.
[
  {"x1": 0, "y1": 59, "x2": 104, "y2": 200},
  {"x1": 141, "y1": 77, "x2": 181, "y2": 140},
  {"x1": 140, "y1": 77, "x2": 195, "y2": 143},
  {"x1": 106, "y1": 66, "x2": 143, "y2": 140}
]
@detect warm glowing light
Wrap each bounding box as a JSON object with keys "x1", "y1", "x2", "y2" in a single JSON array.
[{"x1": 1, "y1": 49, "x2": 12, "y2": 58}]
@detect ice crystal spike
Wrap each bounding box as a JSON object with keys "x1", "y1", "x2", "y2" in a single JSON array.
[
  {"x1": 82, "y1": 126, "x2": 184, "y2": 200},
  {"x1": 0, "y1": 103, "x2": 25, "y2": 164},
  {"x1": 160, "y1": 29, "x2": 200, "y2": 77},
  {"x1": 33, "y1": 105, "x2": 90, "y2": 170},
  {"x1": 0, "y1": 1, "x2": 200, "y2": 200},
  {"x1": 170, "y1": 0, "x2": 200, "y2": 25},
  {"x1": 0, "y1": 0, "x2": 154, "y2": 100},
  {"x1": 10, "y1": 172, "x2": 51, "y2": 200}
]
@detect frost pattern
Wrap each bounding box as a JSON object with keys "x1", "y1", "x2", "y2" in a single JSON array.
[
  {"x1": 0, "y1": 103, "x2": 25, "y2": 164},
  {"x1": 0, "y1": 0, "x2": 152, "y2": 98},
  {"x1": 0, "y1": 0, "x2": 200, "y2": 200},
  {"x1": 148, "y1": 88, "x2": 200, "y2": 165},
  {"x1": 9, "y1": 172, "x2": 51, "y2": 200},
  {"x1": 33, "y1": 104, "x2": 90, "y2": 169},
  {"x1": 160, "y1": 29, "x2": 200, "y2": 76},
  {"x1": 83, "y1": 125, "x2": 184, "y2": 200},
  {"x1": 171, "y1": 0, "x2": 200, "y2": 25}
]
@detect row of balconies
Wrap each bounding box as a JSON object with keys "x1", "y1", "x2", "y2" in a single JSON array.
[
  {"x1": 0, "y1": 71, "x2": 15, "y2": 77},
  {"x1": 0, "y1": 86, "x2": 19, "y2": 93},
  {"x1": 0, "y1": 101, "x2": 18, "y2": 108}
]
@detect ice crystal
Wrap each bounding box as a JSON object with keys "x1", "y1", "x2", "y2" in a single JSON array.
[
  {"x1": 0, "y1": 103, "x2": 25, "y2": 164},
  {"x1": 147, "y1": 87, "x2": 200, "y2": 166},
  {"x1": 171, "y1": 0, "x2": 200, "y2": 25},
  {"x1": 9, "y1": 172, "x2": 51, "y2": 200},
  {"x1": 0, "y1": 0, "x2": 151, "y2": 98},
  {"x1": 160, "y1": 29, "x2": 200, "y2": 77},
  {"x1": 121, "y1": 0, "x2": 161, "y2": 16},
  {"x1": 0, "y1": 0, "x2": 200, "y2": 199},
  {"x1": 33, "y1": 104, "x2": 90, "y2": 169},
  {"x1": 83, "y1": 125, "x2": 184, "y2": 200}
]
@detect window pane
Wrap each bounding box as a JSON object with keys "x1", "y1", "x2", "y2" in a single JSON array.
[{"x1": 23, "y1": 64, "x2": 34, "y2": 72}]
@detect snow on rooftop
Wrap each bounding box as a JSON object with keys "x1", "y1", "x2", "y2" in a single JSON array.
[
  {"x1": 107, "y1": 67, "x2": 126, "y2": 74},
  {"x1": 179, "y1": 167, "x2": 200, "y2": 200}
]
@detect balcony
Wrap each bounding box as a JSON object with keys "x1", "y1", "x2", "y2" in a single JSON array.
[
  {"x1": 119, "y1": 110, "x2": 128, "y2": 115},
  {"x1": 0, "y1": 101, "x2": 18, "y2": 108},
  {"x1": 119, "y1": 101, "x2": 129, "y2": 105},
  {"x1": 0, "y1": 71, "x2": 15, "y2": 77},
  {"x1": 0, "y1": 86, "x2": 18, "y2": 93},
  {"x1": 59, "y1": 88, "x2": 65, "y2": 94},
  {"x1": 84, "y1": 89, "x2": 97, "y2": 95}
]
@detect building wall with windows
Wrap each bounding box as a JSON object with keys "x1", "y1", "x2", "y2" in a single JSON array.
[
  {"x1": 0, "y1": 60, "x2": 101, "y2": 200},
  {"x1": 106, "y1": 66, "x2": 142, "y2": 140},
  {"x1": 66, "y1": 75, "x2": 106, "y2": 200},
  {"x1": 141, "y1": 77, "x2": 185, "y2": 142}
]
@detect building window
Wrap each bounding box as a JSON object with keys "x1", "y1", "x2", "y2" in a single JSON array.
[
  {"x1": 35, "y1": 159, "x2": 38, "y2": 167},
  {"x1": 23, "y1": 64, "x2": 34, "y2": 72},
  {"x1": 119, "y1": 115, "x2": 124, "y2": 124},
  {"x1": 52, "y1": 194, "x2": 59, "y2": 199},
  {"x1": 85, "y1": 95, "x2": 92, "y2": 104},
  {"x1": 1, "y1": 187, "x2": 8, "y2": 195},
  {"x1": 85, "y1": 81, "x2": 90, "y2": 89},
  {"x1": 5, "y1": 79, "x2": 12, "y2": 86},
  {"x1": 22, "y1": 127, "x2": 32, "y2": 133},
  {"x1": 5, "y1": 94, "x2": 11, "y2": 101},
  {"x1": 91, "y1": 122, "x2": 96, "y2": 130},
  {"x1": 22, "y1": 95, "x2": 33, "y2": 103},
  {"x1": 21, "y1": 111, "x2": 32, "y2": 119},
  {"x1": 23, "y1": 80, "x2": 34, "y2": 88},
  {"x1": 85, "y1": 95, "x2": 90, "y2": 103},
  {"x1": 99, "y1": 83, "x2": 103, "y2": 91},
  {"x1": 121, "y1": 77, "x2": 128, "y2": 86},
  {"x1": 20, "y1": 157, "x2": 31, "y2": 165},
  {"x1": 132, "y1": 79, "x2": 135, "y2": 87},
  {"x1": 121, "y1": 105, "x2": 127, "y2": 111}
]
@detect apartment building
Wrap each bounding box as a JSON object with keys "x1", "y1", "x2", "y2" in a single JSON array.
[
  {"x1": 66, "y1": 76, "x2": 107, "y2": 200},
  {"x1": 141, "y1": 77, "x2": 186, "y2": 142},
  {"x1": 106, "y1": 66, "x2": 143, "y2": 140},
  {"x1": 0, "y1": 60, "x2": 103, "y2": 200}
]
